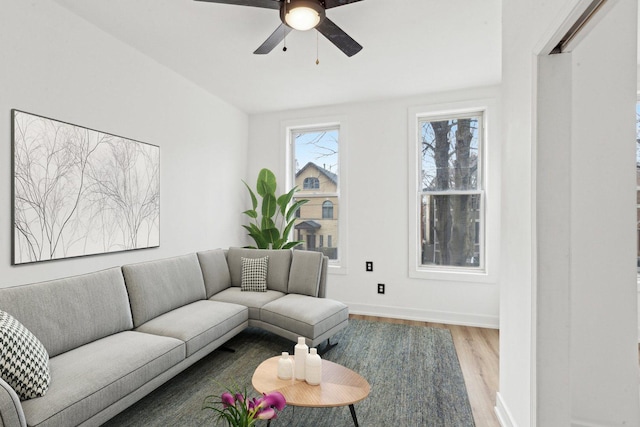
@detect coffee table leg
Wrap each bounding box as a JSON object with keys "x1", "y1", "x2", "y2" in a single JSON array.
[{"x1": 349, "y1": 404, "x2": 359, "y2": 427}]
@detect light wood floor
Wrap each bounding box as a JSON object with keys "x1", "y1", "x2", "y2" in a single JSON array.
[{"x1": 350, "y1": 314, "x2": 500, "y2": 427}]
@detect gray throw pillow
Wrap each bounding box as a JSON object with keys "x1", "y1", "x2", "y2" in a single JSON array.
[
  {"x1": 241, "y1": 256, "x2": 268, "y2": 292},
  {"x1": 288, "y1": 250, "x2": 323, "y2": 297},
  {"x1": 0, "y1": 310, "x2": 50, "y2": 400}
]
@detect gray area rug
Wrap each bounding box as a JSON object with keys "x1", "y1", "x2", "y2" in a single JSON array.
[{"x1": 103, "y1": 319, "x2": 475, "y2": 427}]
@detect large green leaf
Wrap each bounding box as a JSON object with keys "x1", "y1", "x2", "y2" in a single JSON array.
[
  {"x1": 282, "y1": 241, "x2": 303, "y2": 249},
  {"x1": 242, "y1": 181, "x2": 258, "y2": 210},
  {"x1": 261, "y1": 193, "x2": 277, "y2": 219},
  {"x1": 263, "y1": 227, "x2": 280, "y2": 245},
  {"x1": 242, "y1": 209, "x2": 258, "y2": 219},
  {"x1": 261, "y1": 217, "x2": 276, "y2": 230},
  {"x1": 286, "y1": 199, "x2": 309, "y2": 222},
  {"x1": 277, "y1": 187, "x2": 297, "y2": 217},
  {"x1": 256, "y1": 168, "x2": 277, "y2": 197},
  {"x1": 273, "y1": 237, "x2": 287, "y2": 249},
  {"x1": 281, "y1": 219, "x2": 297, "y2": 243},
  {"x1": 256, "y1": 180, "x2": 272, "y2": 199},
  {"x1": 242, "y1": 224, "x2": 268, "y2": 248}
]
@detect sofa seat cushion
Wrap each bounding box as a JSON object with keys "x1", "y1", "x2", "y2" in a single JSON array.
[
  {"x1": 210, "y1": 288, "x2": 285, "y2": 320},
  {"x1": 135, "y1": 300, "x2": 248, "y2": 357},
  {"x1": 260, "y1": 294, "x2": 349, "y2": 340},
  {"x1": 20, "y1": 331, "x2": 184, "y2": 427}
]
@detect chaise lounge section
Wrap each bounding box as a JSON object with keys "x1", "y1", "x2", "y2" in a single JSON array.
[{"x1": 0, "y1": 247, "x2": 348, "y2": 427}]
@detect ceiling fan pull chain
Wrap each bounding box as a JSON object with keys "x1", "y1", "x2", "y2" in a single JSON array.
[
  {"x1": 283, "y1": 26, "x2": 288, "y2": 52},
  {"x1": 316, "y1": 31, "x2": 319, "y2": 65}
]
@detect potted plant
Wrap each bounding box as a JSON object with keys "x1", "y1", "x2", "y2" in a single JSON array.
[{"x1": 242, "y1": 168, "x2": 308, "y2": 249}]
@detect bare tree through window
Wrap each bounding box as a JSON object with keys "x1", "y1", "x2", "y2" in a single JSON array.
[{"x1": 419, "y1": 114, "x2": 483, "y2": 268}]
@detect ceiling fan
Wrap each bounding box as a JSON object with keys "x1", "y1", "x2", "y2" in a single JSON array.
[{"x1": 194, "y1": 0, "x2": 363, "y2": 57}]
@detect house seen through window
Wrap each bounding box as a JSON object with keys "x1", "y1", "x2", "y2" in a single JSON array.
[
  {"x1": 291, "y1": 126, "x2": 340, "y2": 261},
  {"x1": 418, "y1": 113, "x2": 484, "y2": 269}
]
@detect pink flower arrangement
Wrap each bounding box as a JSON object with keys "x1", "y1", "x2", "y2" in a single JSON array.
[{"x1": 204, "y1": 387, "x2": 286, "y2": 426}]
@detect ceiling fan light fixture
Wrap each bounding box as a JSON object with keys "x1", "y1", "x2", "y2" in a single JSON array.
[{"x1": 283, "y1": 0, "x2": 325, "y2": 31}]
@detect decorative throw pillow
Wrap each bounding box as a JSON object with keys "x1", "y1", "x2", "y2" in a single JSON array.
[
  {"x1": 241, "y1": 256, "x2": 269, "y2": 292},
  {"x1": 288, "y1": 250, "x2": 323, "y2": 297},
  {"x1": 0, "y1": 310, "x2": 50, "y2": 400}
]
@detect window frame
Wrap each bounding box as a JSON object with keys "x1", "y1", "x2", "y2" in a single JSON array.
[
  {"x1": 408, "y1": 99, "x2": 498, "y2": 283},
  {"x1": 303, "y1": 177, "x2": 320, "y2": 190},
  {"x1": 322, "y1": 200, "x2": 334, "y2": 219},
  {"x1": 419, "y1": 112, "x2": 485, "y2": 271},
  {"x1": 284, "y1": 116, "x2": 348, "y2": 274}
]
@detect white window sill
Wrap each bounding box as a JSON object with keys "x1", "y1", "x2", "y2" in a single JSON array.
[
  {"x1": 328, "y1": 263, "x2": 348, "y2": 275},
  {"x1": 410, "y1": 267, "x2": 496, "y2": 284}
]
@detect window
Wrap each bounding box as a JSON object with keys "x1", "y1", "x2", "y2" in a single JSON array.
[
  {"x1": 322, "y1": 201, "x2": 334, "y2": 219},
  {"x1": 290, "y1": 125, "x2": 340, "y2": 261},
  {"x1": 304, "y1": 177, "x2": 320, "y2": 189},
  {"x1": 417, "y1": 112, "x2": 484, "y2": 270}
]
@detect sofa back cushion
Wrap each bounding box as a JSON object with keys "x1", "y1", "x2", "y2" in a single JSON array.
[
  {"x1": 0, "y1": 267, "x2": 132, "y2": 357},
  {"x1": 288, "y1": 250, "x2": 324, "y2": 297},
  {"x1": 227, "y1": 248, "x2": 291, "y2": 293},
  {"x1": 197, "y1": 249, "x2": 232, "y2": 298},
  {"x1": 122, "y1": 253, "x2": 206, "y2": 327}
]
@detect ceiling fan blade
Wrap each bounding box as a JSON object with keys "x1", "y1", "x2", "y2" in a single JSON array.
[
  {"x1": 316, "y1": 17, "x2": 362, "y2": 57},
  {"x1": 193, "y1": 0, "x2": 280, "y2": 10},
  {"x1": 323, "y1": 0, "x2": 362, "y2": 9},
  {"x1": 254, "y1": 23, "x2": 293, "y2": 54}
]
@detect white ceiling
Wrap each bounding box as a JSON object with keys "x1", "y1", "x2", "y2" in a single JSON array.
[{"x1": 51, "y1": 0, "x2": 502, "y2": 114}]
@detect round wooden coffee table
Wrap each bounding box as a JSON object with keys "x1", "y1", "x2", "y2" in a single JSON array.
[{"x1": 252, "y1": 356, "x2": 370, "y2": 426}]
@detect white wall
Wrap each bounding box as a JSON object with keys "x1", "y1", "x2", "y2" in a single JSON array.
[
  {"x1": 0, "y1": 0, "x2": 249, "y2": 287},
  {"x1": 566, "y1": 3, "x2": 638, "y2": 422},
  {"x1": 499, "y1": 0, "x2": 580, "y2": 424},
  {"x1": 248, "y1": 86, "x2": 501, "y2": 328},
  {"x1": 500, "y1": 0, "x2": 640, "y2": 426},
  {"x1": 637, "y1": 66, "x2": 640, "y2": 342}
]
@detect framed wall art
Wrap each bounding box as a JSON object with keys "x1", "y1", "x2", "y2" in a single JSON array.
[{"x1": 12, "y1": 110, "x2": 160, "y2": 264}]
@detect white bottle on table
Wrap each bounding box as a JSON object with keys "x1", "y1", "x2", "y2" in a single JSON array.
[
  {"x1": 294, "y1": 337, "x2": 308, "y2": 380},
  {"x1": 305, "y1": 347, "x2": 322, "y2": 385},
  {"x1": 277, "y1": 352, "x2": 293, "y2": 380}
]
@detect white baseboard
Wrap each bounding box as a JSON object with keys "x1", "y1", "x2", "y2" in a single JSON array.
[
  {"x1": 345, "y1": 302, "x2": 499, "y2": 329},
  {"x1": 495, "y1": 392, "x2": 517, "y2": 427},
  {"x1": 494, "y1": 393, "x2": 623, "y2": 427}
]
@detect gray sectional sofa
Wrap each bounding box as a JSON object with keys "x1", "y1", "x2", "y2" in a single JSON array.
[{"x1": 0, "y1": 247, "x2": 349, "y2": 427}]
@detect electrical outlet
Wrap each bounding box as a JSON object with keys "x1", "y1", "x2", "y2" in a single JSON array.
[
  {"x1": 377, "y1": 283, "x2": 385, "y2": 294},
  {"x1": 366, "y1": 261, "x2": 373, "y2": 272}
]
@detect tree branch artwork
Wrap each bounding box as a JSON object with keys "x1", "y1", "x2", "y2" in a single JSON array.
[{"x1": 12, "y1": 110, "x2": 160, "y2": 264}]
